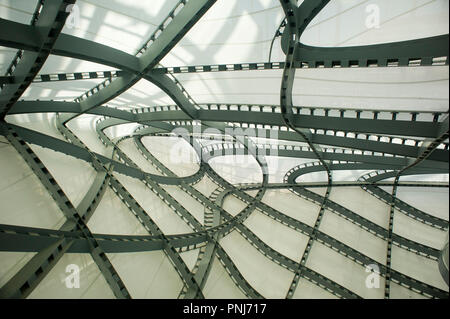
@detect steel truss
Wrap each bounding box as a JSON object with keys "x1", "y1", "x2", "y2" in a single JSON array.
[{"x1": 0, "y1": 0, "x2": 448, "y2": 299}]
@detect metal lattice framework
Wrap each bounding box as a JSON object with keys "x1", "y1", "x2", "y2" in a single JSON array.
[{"x1": 0, "y1": 0, "x2": 448, "y2": 299}]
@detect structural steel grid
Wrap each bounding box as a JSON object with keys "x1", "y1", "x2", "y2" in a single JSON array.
[{"x1": 0, "y1": 0, "x2": 448, "y2": 299}]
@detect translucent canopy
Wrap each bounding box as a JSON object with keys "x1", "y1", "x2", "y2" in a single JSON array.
[{"x1": 0, "y1": 0, "x2": 448, "y2": 300}]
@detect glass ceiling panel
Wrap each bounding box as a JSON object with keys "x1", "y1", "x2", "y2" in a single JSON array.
[
  {"x1": 161, "y1": 0, "x2": 285, "y2": 66},
  {"x1": 6, "y1": 113, "x2": 65, "y2": 140},
  {"x1": 176, "y1": 69, "x2": 283, "y2": 105},
  {"x1": 175, "y1": 66, "x2": 449, "y2": 112},
  {"x1": 66, "y1": 114, "x2": 111, "y2": 156},
  {"x1": 266, "y1": 157, "x2": 317, "y2": 183},
  {"x1": 104, "y1": 122, "x2": 139, "y2": 140},
  {"x1": 209, "y1": 154, "x2": 263, "y2": 184},
  {"x1": 302, "y1": 0, "x2": 449, "y2": 47},
  {"x1": 61, "y1": 0, "x2": 179, "y2": 55},
  {"x1": 104, "y1": 78, "x2": 176, "y2": 108},
  {"x1": 0, "y1": 0, "x2": 448, "y2": 300},
  {"x1": 38, "y1": 56, "x2": 116, "y2": 75},
  {"x1": 21, "y1": 78, "x2": 107, "y2": 101},
  {"x1": 292, "y1": 66, "x2": 449, "y2": 111},
  {"x1": 0, "y1": 0, "x2": 38, "y2": 24},
  {"x1": 0, "y1": 46, "x2": 17, "y2": 74}
]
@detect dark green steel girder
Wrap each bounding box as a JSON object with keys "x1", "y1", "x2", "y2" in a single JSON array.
[
  {"x1": 0, "y1": 76, "x2": 13, "y2": 85},
  {"x1": 0, "y1": 0, "x2": 448, "y2": 300},
  {"x1": 0, "y1": 19, "x2": 40, "y2": 51},
  {"x1": 284, "y1": 35, "x2": 450, "y2": 68},
  {"x1": 383, "y1": 114, "x2": 448, "y2": 297},
  {"x1": 0, "y1": 223, "x2": 209, "y2": 254},
  {"x1": 0, "y1": 123, "x2": 204, "y2": 185},
  {"x1": 280, "y1": 6, "x2": 449, "y2": 68},
  {"x1": 229, "y1": 181, "x2": 448, "y2": 190},
  {"x1": 33, "y1": 70, "x2": 123, "y2": 83},
  {"x1": 286, "y1": 162, "x2": 448, "y2": 229},
  {"x1": 57, "y1": 0, "x2": 216, "y2": 123},
  {"x1": 361, "y1": 170, "x2": 449, "y2": 230},
  {"x1": 131, "y1": 135, "x2": 219, "y2": 298},
  {"x1": 129, "y1": 121, "x2": 274, "y2": 298},
  {"x1": 2, "y1": 122, "x2": 446, "y2": 190},
  {"x1": 92, "y1": 109, "x2": 450, "y2": 163},
  {"x1": 0, "y1": 1, "x2": 75, "y2": 119},
  {"x1": 56, "y1": 114, "x2": 207, "y2": 298},
  {"x1": 9, "y1": 100, "x2": 446, "y2": 139},
  {"x1": 275, "y1": 0, "x2": 449, "y2": 299},
  {"x1": 0, "y1": 124, "x2": 131, "y2": 299}
]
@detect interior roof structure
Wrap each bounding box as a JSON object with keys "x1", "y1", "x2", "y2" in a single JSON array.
[{"x1": 0, "y1": 0, "x2": 448, "y2": 299}]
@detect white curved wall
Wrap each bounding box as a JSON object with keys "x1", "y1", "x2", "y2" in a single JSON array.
[
  {"x1": 162, "y1": 185, "x2": 205, "y2": 225},
  {"x1": 29, "y1": 144, "x2": 96, "y2": 208},
  {"x1": 161, "y1": 0, "x2": 285, "y2": 66},
  {"x1": 60, "y1": 0, "x2": 180, "y2": 55},
  {"x1": 292, "y1": 66, "x2": 449, "y2": 112},
  {"x1": 222, "y1": 195, "x2": 248, "y2": 217},
  {"x1": 67, "y1": 114, "x2": 111, "y2": 157},
  {"x1": 116, "y1": 138, "x2": 162, "y2": 175},
  {"x1": 390, "y1": 282, "x2": 428, "y2": 299},
  {"x1": 179, "y1": 249, "x2": 200, "y2": 272},
  {"x1": 393, "y1": 210, "x2": 447, "y2": 249},
  {"x1": 193, "y1": 175, "x2": 219, "y2": 198},
  {"x1": 6, "y1": 113, "x2": 65, "y2": 140},
  {"x1": 292, "y1": 278, "x2": 338, "y2": 299}
]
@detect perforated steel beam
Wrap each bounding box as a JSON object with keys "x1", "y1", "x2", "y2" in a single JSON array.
[
  {"x1": 0, "y1": 124, "x2": 130, "y2": 299},
  {"x1": 58, "y1": 0, "x2": 216, "y2": 124},
  {"x1": 0, "y1": 0, "x2": 75, "y2": 119},
  {"x1": 9, "y1": 101, "x2": 446, "y2": 140},
  {"x1": 0, "y1": 0, "x2": 448, "y2": 300}
]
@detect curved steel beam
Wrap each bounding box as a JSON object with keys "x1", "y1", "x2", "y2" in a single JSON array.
[
  {"x1": 58, "y1": 0, "x2": 216, "y2": 124},
  {"x1": 0, "y1": 124, "x2": 131, "y2": 299},
  {"x1": 8, "y1": 100, "x2": 447, "y2": 140},
  {"x1": 0, "y1": 0, "x2": 448, "y2": 299},
  {"x1": 0, "y1": 1, "x2": 75, "y2": 119},
  {"x1": 384, "y1": 115, "x2": 449, "y2": 298},
  {"x1": 279, "y1": 0, "x2": 334, "y2": 299}
]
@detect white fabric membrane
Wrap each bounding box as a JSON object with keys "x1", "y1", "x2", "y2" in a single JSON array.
[{"x1": 0, "y1": 0, "x2": 448, "y2": 298}]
